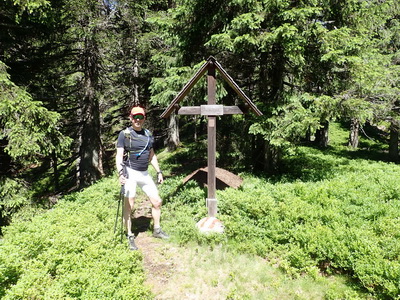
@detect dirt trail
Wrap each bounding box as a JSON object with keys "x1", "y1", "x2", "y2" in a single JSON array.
[
  {"x1": 133, "y1": 232, "x2": 336, "y2": 300},
  {"x1": 135, "y1": 232, "x2": 236, "y2": 300},
  {"x1": 135, "y1": 233, "x2": 190, "y2": 299}
]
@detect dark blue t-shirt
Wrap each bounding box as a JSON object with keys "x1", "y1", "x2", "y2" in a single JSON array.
[{"x1": 117, "y1": 127, "x2": 154, "y2": 171}]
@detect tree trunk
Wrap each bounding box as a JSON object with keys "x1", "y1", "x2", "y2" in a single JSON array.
[
  {"x1": 253, "y1": 50, "x2": 284, "y2": 172},
  {"x1": 131, "y1": 39, "x2": 140, "y2": 105},
  {"x1": 78, "y1": 33, "x2": 103, "y2": 188},
  {"x1": 78, "y1": 87, "x2": 103, "y2": 188},
  {"x1": 194, "y1": 115, "x2": 198, "y2": 142},
  {"x1": 348, "y1": 118, "x2": 360, "y2": 148},
  {"x1": 389, "y1": 121, "x2": 399, "y2": 163},
  {"x1": 252, "y1": 138, "x2": 280, "y2": 174},
  {"x1": 315, "y1": 121, "x2": 330, "y2": 148},
  {"x1": 167, "y1": 112, "x2": 180, "y2": 151},
  {"x1": 305, "y1": 127, "x2": 312, "y2": 142},
  {"x1": 263, "y1": 141, "x2": 281, "y2": 174},
  {"x1": 51, "y1": 150, "x2": 59, "y2": 192}
]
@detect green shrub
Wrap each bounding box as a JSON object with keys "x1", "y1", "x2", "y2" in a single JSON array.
[
  {"x1": 158, "y1": 144, "x2": 400, "y2": 298},
  {"x1": 215, "y1": 155, "x2": 400, "y2": 298},
  {"x1": 2, "y1": 123, "x2": 400, "y2": 299},
  {"x1": 0, "y1": 178, "x2": 152, "y2": 299},
  {"x1": 0, "y1": 177, "x2": 30, "y2": 227}
]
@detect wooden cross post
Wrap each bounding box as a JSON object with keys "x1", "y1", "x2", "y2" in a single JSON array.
[
  {"x1": 160, "y1": 57, "x2": 262, "y2": 222},
  {"x1": 207, "y1": 61, "x2": 217, "y2": 217}
]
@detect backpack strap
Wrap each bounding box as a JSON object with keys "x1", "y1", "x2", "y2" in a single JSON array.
[
  {"x1": 136, "y1": 129, "x2": 151, "y2": 158},
  {"x1": 123, "y1": 127, "x2": 151, "y2": 159}
]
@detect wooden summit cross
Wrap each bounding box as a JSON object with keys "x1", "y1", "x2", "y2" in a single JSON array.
[{"x1": 161, "y1": 56, "x2": 262, "y2": 218}]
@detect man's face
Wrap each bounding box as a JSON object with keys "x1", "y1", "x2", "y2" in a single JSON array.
[{"x1": 130, "y1": 114, "x2": 145, "y2": 128}]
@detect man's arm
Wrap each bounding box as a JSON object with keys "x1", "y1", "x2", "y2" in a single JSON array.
[
  {"x1": 149, "y1": 148, "x2": 163, "y2": 184},
  {"x1": 116, "y1": 147, "x2": 126, "y2": 184}
]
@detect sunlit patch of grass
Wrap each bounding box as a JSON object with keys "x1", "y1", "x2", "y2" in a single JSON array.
[{"x1": 158, "y1": 243, "x2": 363, "y2": 300}]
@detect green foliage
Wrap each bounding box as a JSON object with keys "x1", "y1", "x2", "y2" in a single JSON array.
[
  {"x1": 156, "y1": 133, "x2": 400, "y2": 298},
  {"x1": 0, "y1": 177, "x2": 29, "y2": 226},
  {"x1": 249, "y1": 93, "x2": 341, "y2": 147},
  {"x1": 1, "y1": 0, "x2": 400, "y2": 295},
  {"x1": 156, "y1": 0, "x2": 400, "y2": 172},
  {"x1": 2, "y1": 123, "x2": 400, "y2": 298},
  {"x1": 0, "y1": 178, "x2": 152, "y2": 299},
  {"x1": 235, "y1": 163, "x2": 400, "y2": 298},
  {"x1": 12, "y1": 0, "x2": 49, "y2": 12},
  {"x1": 11, "y1": 0, "x2": 51, "y2": 22},
  {"x1": 0, "y1": 61, "x2": 71, "y2": 163}
]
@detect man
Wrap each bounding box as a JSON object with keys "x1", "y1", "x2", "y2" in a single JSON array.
[{"x1": 116, "y1": 106, "x2": 169, "y2": 251}]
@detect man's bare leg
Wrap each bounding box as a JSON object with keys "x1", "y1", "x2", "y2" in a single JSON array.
[
  {"x1": 149, "y1": 196, "x2": 169, "y2": 239},
  {"x1": 124, "y1": 197, "x2": 138, "y2": 250},
  {"x1": 124, "y1": 197, "x2": 135, "y2": 235}
]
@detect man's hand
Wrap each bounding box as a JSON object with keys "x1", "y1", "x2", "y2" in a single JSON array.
[
  {"x1": 119, "y1": 174, "x2": 126, "y2": 185},
  {"x1": 157, "y1": 173, "x2": 164, "y2": 184}
]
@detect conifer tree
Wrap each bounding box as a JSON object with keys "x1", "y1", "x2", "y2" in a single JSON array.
[
  {"x1": 0, "y1": 0, "x2": 71, "y2": 230},
  {"x1": 151, "y1": 0, "x2": 400, "y2": 170}
]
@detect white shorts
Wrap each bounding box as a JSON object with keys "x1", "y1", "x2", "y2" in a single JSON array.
[{"x1": 124, "y1": 167, "x2": 159, "y2": 199}]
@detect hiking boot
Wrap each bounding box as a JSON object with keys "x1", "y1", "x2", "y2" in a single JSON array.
[
  {"x1": 153, "y1": 228, "x2": 169, "y2": 239},
  {"x1": 128, "y1": 235, "x2": 138, "y2": 251}
]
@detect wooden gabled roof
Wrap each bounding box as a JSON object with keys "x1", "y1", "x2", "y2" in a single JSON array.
[{"x1": 160, "y1": 56, "x2": 263, "y2": 118}]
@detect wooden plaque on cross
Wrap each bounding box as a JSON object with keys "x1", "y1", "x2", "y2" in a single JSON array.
[{"x1": 160, "y1": 57, "x2": 262, "y2": 218}]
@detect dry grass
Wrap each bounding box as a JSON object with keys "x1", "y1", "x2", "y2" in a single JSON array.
[{"x1": 134, "y1": 232, "x2": 354, "y2": 300}]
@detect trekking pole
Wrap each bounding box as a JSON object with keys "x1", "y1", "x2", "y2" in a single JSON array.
[
  {"x1": 114, "y1": 184, "x2": 124, "y2": 240},
  {"x1": 114, "y1": 192, "x2": 120, "y2": 235},
  {"x1": 114, "y1": 164, "x2": 127, "y2": 243},
  {"x1": 120, "y1": 183, "x2": 125, "y2": 243}
]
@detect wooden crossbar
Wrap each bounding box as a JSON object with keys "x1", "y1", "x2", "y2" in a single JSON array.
[{"x1": 177, "y1": 105, "x2": 244, "y2": 115}]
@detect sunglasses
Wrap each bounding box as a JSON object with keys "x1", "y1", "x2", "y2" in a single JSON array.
[{"x1": 131, "y1": 114, "x2": 144, "y2": 120}]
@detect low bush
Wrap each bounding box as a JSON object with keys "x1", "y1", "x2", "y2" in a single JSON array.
[
  {"x1": 0, "y1": 178, "x2": 152, "y2": 299},
  {"x1": 2, "y1": 124, "x2": 400, "y2": 299},
  {"x1": 160, "y1": 147, "x2": 400, "y2": 299}
]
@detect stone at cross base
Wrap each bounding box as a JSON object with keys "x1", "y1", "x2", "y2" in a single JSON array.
[{"x1": 183, "y1": 167, "x2": 243, "y2": 234}]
